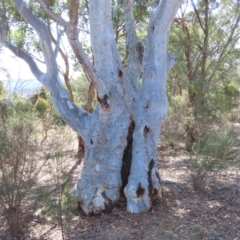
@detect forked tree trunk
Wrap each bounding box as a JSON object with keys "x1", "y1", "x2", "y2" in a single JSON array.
[
  {"x1": 3, "y1": 0, "x2": 183, "y2": 215},
  {"x1": 72, "y1": 1, "x2": 180, "y2": 214}
]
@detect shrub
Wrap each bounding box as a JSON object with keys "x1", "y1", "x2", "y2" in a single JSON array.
[
  {"x1": 162, "y1": 92, "x2": 189, "y2": 146},
  {"x1": 34, "y1": 97, "x2": 50, "y2": 115},
  {"x1": 30, "y1": 87, "x2": 48, "y2": 105},
  {"x1": 34, "y1": 130, "x2": 76, "y2": 240},
  {"x1": 32, "y1": 91, "x2": 66, "y2": 126},
  {"x1": 0, "y1": 100, "x2": 45, "y2": 238},
  {"x1": 188, "y1": 129, "x2": 236, "y2": 190}
]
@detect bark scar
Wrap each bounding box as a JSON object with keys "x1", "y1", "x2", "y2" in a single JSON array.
[
  {"x1": 144, "y1": 125, "x2": 150, "y2": 138},
  {"x1": 144, "y1": 101, "x2": 150, "y2": 108},
  {"x1": 118, "y1": 69, "x2": 123, "y2": 79}
]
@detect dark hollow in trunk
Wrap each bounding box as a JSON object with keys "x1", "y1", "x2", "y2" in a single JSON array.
[{"x1": 120, "y1": 119, "x2": 135, "y2": 197}]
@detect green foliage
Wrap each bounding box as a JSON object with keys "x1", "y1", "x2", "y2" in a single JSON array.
[
  {"x1": 188, "y1": 129, "x2": 236, "y2": 190},
  {"x1": 30, "y1": 87, "x2": 48, "y2": 104},
  {"x1": 0, "y1": 96, "x2": 74, "y2": 237},
  {"x1": 221, "y1": 81, "x2": 240, "y2": 100},
  {"x1": 195, "y1": 131, "x2": 236, "y2": 164},
  {"x1": 0, "y1": 0, "x2": 24, "y2": 23},
  {"x1": 168, "y1": 0, "x2": 240, "y2": 151},
  {"x1": 9, "y1": 24, "x2": 27, "y2": 48},
  {"x1": 0, "y1": 81, "x2": 7, "y2": 99},
  {"x1": 29, "y1": 87, "x2": 65, "y2": 126},
  {"x1": 162, "y1": 92, "x2": 189, "y2": 144},
  {"x1": 34, "y1": 97, "x2": 50, "y2": 115},
  {"x1": 71, "y1": 75, "x2": 93, "y2": 108}
]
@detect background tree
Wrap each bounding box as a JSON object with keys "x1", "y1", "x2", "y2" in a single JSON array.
[
  {"x1": 169, "y1": 0, "x2": 240, "y2": 151},
  {"x1": 0, "y1": 80, "x2": 7, "y2": 99},
  {"x1": 0, "y1": 0, "x2": 182, "y2": 215}
]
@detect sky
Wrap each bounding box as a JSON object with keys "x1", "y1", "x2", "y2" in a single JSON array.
[
  {"x1": 0, "y1": 34, "x2": 78, "y2": 81},
  {"x1": 0, "y1": 48, "x2": 36, "y2": 81}
]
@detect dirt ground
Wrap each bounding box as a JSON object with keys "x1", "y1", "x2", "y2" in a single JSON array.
[{"x1": 0, "y1": 125, "x2": 240, "y2": 240}]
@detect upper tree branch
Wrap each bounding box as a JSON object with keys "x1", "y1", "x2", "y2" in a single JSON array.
[
  {"x1": 13, "y1": 0, "x2": 58, "y2": 74},
  {"x1": 0, "y1": 35, "x2": 43, "y2": 80},
  {"x1": 89, "y1": 0, "x2": 122, "y2": 85},
  {"x1": 207, "y1": 10, "x2": 240, "y2": 84},
  {"x1": 142, "y1": 0, "x2": 183, "y2": 85},
  {"x1": 190, "y1": 0, "x2": 205, "y2": 34},
  {"x1": 123, "y1": 0, "x2": 142, "y2": 91},
  {"x1": 36, "y1": 0, "x2": 107, "y2": 95},
  {"x1": 48, "y1": 23, "x2": 74, "y2": 101},
  {"x1": 35, "y1": 0, "x2": 68, "y2": 28},
  {"x1": 68, "y1": 0, "x2": 79, "y2": 34},
  {"x1": 0, "y1": 19, "x2": 43, "y2": 79},
  {"x1": 66, "y1": 0, "x2": 80, "y2": 44},
  {"x1": 66, "y1": 0, "x2": 107, "y2": 95}
]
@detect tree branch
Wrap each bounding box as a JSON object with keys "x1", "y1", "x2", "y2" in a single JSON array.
[
  {"x1": 143, "y1": 0, "x2": 183, "y2": 85},
  {"x1": 4, "y1": 41, "x2": 43, "y2": 80},
  {"x1": 11, "y1": 0, "x2": 90, "y2": 139},
  {"x1": 35, "y1": 0, "x2": 68, "y2": 28},
  {"x1": 48, "y1": 23, "x2": 74, "y2": 101},
  {"x1": 89, "y1": 0, "x2": 122, "y2": 85},
  {"x1": 207, "y1": 13, "x2": 240, "y2": 84},
  {"x1": 0, "y1": 24, "x2": 43, "y2": 80},
  {"x1": 123, "y1": 0, "x2": 142, "y2": 91},
  {"x1": 66, "y1": 0, "x2": 108, "y2": 95},
  {"x1": 67, "y1": 0, "x2": 80, "y2": 40},
  {"x1": 53, "y1": 24, "x2": 64, "y2": 58},
  {"x1": 35, "y1": 0, "x2": 108, "y2": 95},
  {"x1": 13, "y1": 0, "x2": 58, "y2": 74},
  {"x1": 190, "y1": 0, "x2": 205, "y2": 34}
]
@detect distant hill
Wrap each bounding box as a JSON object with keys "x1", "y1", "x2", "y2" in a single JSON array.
[{"x1": 2, "y1": 79, "x2": 43, "y2": 98}]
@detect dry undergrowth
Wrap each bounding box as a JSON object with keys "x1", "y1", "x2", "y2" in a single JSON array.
[{"x1": 0, "y1": 125, "x2": 239, "y2": 240}]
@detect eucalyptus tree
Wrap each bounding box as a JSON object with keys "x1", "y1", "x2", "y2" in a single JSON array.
[
  {"x1": 169, "y1": 0, "x2": 240, "y2": 151},
  {"x1": 0, "y1": 0, "x2": 182, "y2": 215}
]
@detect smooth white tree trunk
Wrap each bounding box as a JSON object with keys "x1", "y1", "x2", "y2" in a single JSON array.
[{"x1": 1, "y1": 0, "x2": 183, "y2": 215}]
